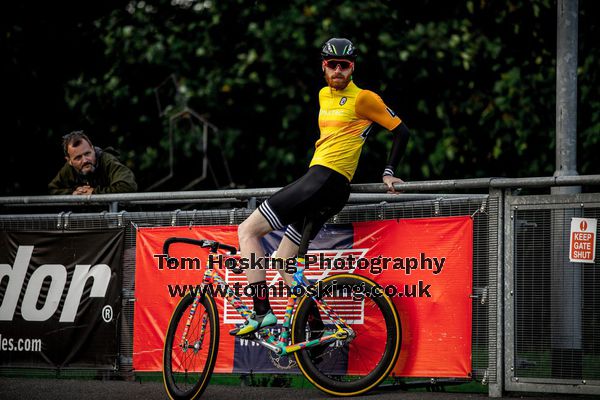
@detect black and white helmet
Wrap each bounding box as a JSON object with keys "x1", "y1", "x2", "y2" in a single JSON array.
[{"x1": 320, "y1": 38, "x2": 357, "y2": 60}]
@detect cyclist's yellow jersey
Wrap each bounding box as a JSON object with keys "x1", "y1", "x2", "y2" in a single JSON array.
[{"x1": 309, "y1": 80, "x2": 402, "y2": 181}]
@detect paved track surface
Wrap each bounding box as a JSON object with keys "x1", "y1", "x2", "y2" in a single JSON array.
[{"x1": 1, "y1": 377, "x2": 598, "y2": 400}]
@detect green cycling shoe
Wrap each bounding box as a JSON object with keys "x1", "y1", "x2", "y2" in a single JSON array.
[{"x1": 229, "y1": 310, "x2": 278, "y2": 336}]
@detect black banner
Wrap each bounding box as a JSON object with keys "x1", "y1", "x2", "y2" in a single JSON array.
[{"x1": 0, "y1": 230, "x2": 123, "y2": 369}]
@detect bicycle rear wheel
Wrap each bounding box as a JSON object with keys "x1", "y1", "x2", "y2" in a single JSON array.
[
  {"x1": 163, "y1": 292, "x2": 219, "y2": 400},
  {"x1": 292, "y1": 274, "x2": 401, "y2": 396}
]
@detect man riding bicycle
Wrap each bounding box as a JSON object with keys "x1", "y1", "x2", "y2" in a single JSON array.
[{"x1": 231, "y1": 37, "x2": 411, "y2": 336}]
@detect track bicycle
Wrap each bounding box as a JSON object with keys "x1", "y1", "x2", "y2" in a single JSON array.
[{"x1": 162, "y1": 236, "x2": 402, "y2": 399}]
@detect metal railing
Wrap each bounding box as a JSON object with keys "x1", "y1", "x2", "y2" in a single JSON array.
[{"x1": 1, "y1": 175, "x2": 600, "y2": 397}]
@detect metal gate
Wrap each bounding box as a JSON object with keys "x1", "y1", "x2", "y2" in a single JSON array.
[{"x1": 504, "y1": 192, "x2": 600, "y2": 395}]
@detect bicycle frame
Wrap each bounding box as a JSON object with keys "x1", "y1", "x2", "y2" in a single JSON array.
[{"x1": 180, "y1": 251, "x2": 355, "y2": 357}]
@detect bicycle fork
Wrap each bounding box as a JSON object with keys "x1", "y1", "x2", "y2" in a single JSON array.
[{"x1": 179, "y1": 292, "x2": 210, "y2": 353}]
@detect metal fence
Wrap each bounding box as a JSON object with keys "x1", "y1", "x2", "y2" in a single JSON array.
[
  {"x1": 1, "y1": 175, "x2": 600, "y2": 397},
  {"x1": 504, "y1": 192, "x2": 600, "y2": 396}
]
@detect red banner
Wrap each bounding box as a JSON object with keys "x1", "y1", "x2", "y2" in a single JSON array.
[{"x1": 133, "y1": 216, "x2": 472, "y2": 377}]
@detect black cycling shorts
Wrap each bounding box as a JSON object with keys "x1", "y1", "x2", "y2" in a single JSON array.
[{"x1": 258, "y1": 165, "x2": 350, "y2": 246}]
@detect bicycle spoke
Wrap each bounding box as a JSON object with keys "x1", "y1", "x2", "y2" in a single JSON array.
[
  {"x1": 163, "y1": 293, "x2": 219, "y2": 399},
  {"x1": 292, "y1": 275, "x2": 401, "y2": 396}
]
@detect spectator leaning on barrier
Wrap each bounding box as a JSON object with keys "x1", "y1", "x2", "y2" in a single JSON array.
[
  {"x1": 48, "y1": 131, "x2": 138, "y2": 195},
  {"x1": 230, "y1": 37, "x2": 411, "y2": 336}
]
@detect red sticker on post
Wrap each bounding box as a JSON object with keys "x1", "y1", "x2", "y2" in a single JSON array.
[{"x1": 569, "y1": 217, "x2": 597, "y2": 263}]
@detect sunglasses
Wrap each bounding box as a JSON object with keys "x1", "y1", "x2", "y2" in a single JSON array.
[{"x1": 324, "y1": 59, "x2": 354, "y2": 70}]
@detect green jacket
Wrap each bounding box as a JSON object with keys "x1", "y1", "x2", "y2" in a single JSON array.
[{"x1": 48, "y1": 147, "x2": 138, "y2": 195}]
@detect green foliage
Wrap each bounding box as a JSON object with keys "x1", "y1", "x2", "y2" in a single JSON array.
[{"x1": 2, "y1": 0, "x2": 599, "y2": 194}]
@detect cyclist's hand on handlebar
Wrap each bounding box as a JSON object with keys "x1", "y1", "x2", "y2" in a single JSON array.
[{"x1": 383, "y1": 175, "x2": 404, "y2": 193}]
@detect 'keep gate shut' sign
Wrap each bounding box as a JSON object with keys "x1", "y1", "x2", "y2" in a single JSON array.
[{"x1": 570, "y1": 217, "x2": 597, "y2": 263}]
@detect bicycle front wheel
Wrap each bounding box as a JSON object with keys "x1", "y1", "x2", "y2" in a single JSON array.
[
  {"x1": 292, "y1": 274, "x2": 401, "y2": 396},
  {"x1": 163, "y1": 292, "x2": 219, "y2": 400}
]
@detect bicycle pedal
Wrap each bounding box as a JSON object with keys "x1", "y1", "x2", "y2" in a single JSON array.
[
  {"x1": 236, "y1": 332, "x2": 256, "y2": 340},
  {"x1": 235, "y1": 330, "x2": 263, "y2": 340}
]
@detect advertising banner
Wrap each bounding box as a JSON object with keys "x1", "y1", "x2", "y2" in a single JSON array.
[
  {"x1": 133, "y1": 216, "x2": 472, "y2": 377},
  {"x1": 0, "y1": 230, "x2": 123, "y2": 369}
]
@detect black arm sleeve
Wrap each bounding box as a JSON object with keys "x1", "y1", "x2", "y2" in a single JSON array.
[{"x1": 382, "y1": 122, "x2": 410, "y2": 176}]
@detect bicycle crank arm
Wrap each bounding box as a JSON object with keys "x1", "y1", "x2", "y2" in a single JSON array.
[{"x1": 242, "y1": 334, "x2": 283, "y2": 355}]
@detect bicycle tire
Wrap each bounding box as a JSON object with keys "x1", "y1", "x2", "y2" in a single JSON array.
[
  {"x1": 163, "y1": 292, "x2": 219, "y2": 400},
  {"x1": 292, "y1": 274, "x2": 401, "y2": 396}
]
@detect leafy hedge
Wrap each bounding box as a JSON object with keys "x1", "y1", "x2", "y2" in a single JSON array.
[{"x1": 2, "y1": 0, "x2": 598, "y2": 194}]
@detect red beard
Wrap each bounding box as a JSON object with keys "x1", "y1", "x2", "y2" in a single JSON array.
[{"x1": 325, "y1": 73, "x2": 351, "y2": 90}]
